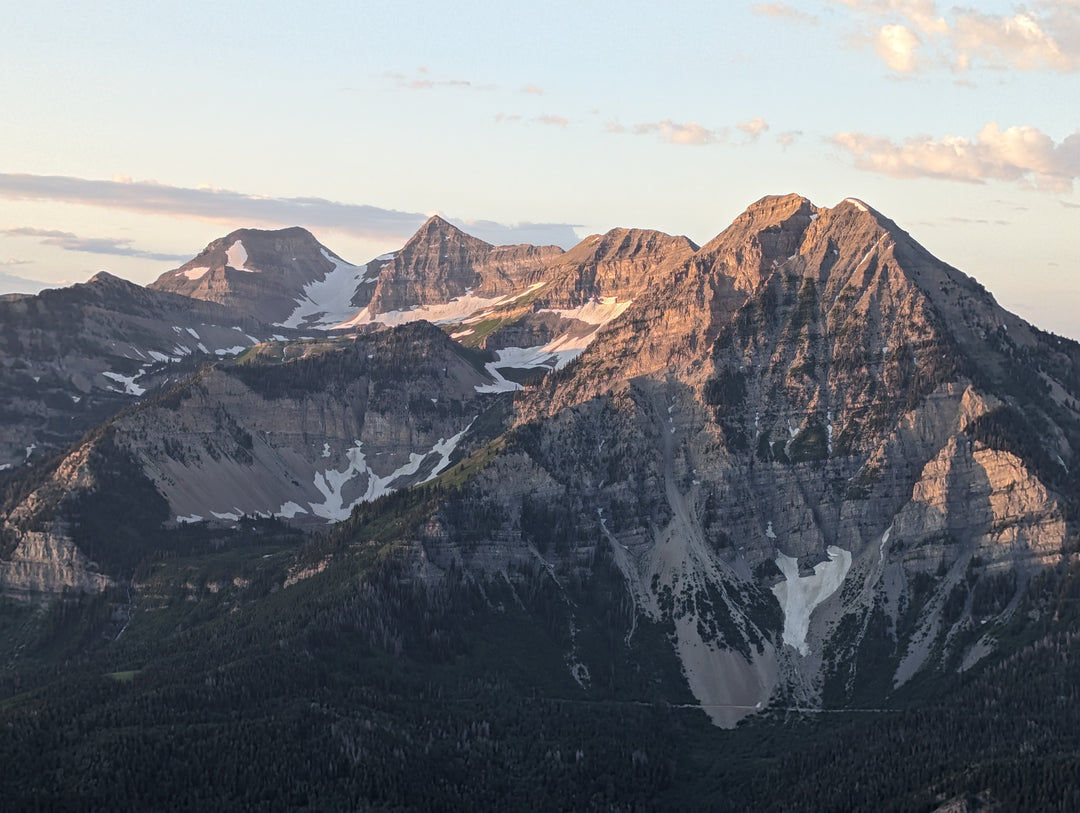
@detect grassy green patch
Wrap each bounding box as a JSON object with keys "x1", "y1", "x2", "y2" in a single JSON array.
[{"x1": 104, "y1": 670, "x2": 139, "y2": 683}]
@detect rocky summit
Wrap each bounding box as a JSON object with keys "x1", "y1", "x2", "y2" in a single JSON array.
[{"x1": 2, "y1": 194, "x2": 1080, "y2": 809}]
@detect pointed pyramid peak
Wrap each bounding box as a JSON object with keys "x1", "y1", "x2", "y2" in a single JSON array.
[
  {"x1": 86, "y1": 270, "x2": 132, "y2": 288},
  {"x1": 404, "y1": 214, "x2": 492, "y2": 251}
]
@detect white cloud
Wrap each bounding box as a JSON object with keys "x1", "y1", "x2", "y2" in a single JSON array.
[
  {"x1": 737, "y1": 117, "x2": 770, "y2": 141},
  {"x1": 951, "y1": 8, "x2": 1079, "y2": 72},
  {"x1": 830, "y1": 122, "x2": 1080, "y2": 192},
  {"x1": 535, "y1": 114, "x2": 569, "y2": 127},
  {"x1": 828, "y1": 0, "x2": 1080, "y2": 73},
  {"x1": 875, "y1": 23, "x2": 924, "y2": 72}
]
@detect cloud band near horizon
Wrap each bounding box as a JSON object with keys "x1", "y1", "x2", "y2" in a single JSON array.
[{"x1": 0, "y1": 173, "x2": 583, "y2": 251}]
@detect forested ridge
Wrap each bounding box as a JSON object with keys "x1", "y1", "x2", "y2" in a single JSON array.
[{"x1": 4, "y1": 488, "x2": 1080, "y2": 810}]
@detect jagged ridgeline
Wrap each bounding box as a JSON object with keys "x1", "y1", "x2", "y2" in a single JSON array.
[{"x1": 3, "y1": 194, "x2": 1080, "y2": 809}]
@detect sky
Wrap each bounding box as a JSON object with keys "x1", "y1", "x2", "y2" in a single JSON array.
[{"x1": 2, "y1": 0, "x2": 1079, "y2": 337}]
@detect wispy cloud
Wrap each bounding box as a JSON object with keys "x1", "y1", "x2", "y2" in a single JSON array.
[
  {"x1": 829, "y1": 122, "x2": 1080, "y2": 192},
  {"x1": 522, "y1": 83, "x2": 544, "y2": 95},
  {"x1": 777, "y1": 130, "x2": 803, "y2": 148},
  {"x1": 386, "y1": 67, "x2": 490, "y2": 91},
  {"x1": 0, "y1": 271, "x2": 55, "y2": 295},
  {"x1": 750, "y1": 2, "x2": 819, "y2": 24},
  {"x1": 535, "y1": 114, "x2": 569, "y2": 127},
  {"x1": 945, "y1": 216, "x2": 1012, "y2": 225},
  {"x1": 1, "y1": 258, "x2": 31, "y2": 266},
  {"x1": 0, "y1": 173, "x2": 583, "y2": 249},
  {"x1": 828, "y1": 0, "x2": 1080, "y2": 74},
  {"x1": 1, "y1": 227, "x2": 190, "y2": 261},
  {"x1": 494, "y1": 112, "x2": 570, "y2": 128},
  {"x1": 633, "y1": 120, "x2": 727, "y2": 145}
]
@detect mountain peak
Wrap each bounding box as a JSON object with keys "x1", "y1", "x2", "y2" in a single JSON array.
[
  {"x1": 86, "y1": 270, "x2": 127, "y2": 286},
  {"x1": 148, "y1": 226, "x2": 344, "y2": 323},
  {"x1": 738, "y1": 193, "x2": 817, "y2": 225},
  {"x1": 696, "y1": 193, "x2": 818, "y2": 274},
  {"x1": 407, "y1": 214, "x2": 491, "y2": 250}
]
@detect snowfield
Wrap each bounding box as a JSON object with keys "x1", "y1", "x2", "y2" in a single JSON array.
[
  {"x1": 334, "y1": 283, "x2": 545, "y2": 331},
  {"x1": 539, "y1": 296, "x2": 631, "y2": 326},
  {"x1": 278, "y1": 249, "x2": 376, "y2": 329},
  {"x1": 771, "y1": 546, "x2": 852, "y2": 655}
]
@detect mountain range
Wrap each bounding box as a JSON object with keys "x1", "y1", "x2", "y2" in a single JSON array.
[{"x1": 2, "y1": 193, "x2": 1080, "y2": 809}]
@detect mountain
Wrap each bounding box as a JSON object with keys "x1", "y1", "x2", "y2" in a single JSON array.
[
  {"x1": 504, "y1": 193, "x2": 1080, "y2": 719},
  {"x1": 149, "y1": 226, "x2": 366, "y2": 326},
  {"x1": 3, "y1": 194, "x2": 1080, "y2": 809},
  {"x1": 0, "y1": 271, "x2": 281, "y2": 469}
]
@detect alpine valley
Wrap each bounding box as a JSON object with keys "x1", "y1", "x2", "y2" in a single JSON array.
[{"x1": 3, "y1": 194, "x2": 1080, "y2": 810}]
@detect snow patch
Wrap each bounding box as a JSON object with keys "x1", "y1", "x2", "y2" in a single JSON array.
[
  {"x1": 0, "y1": 463, "x2": 12, "y2": 471},
  {"x1": 275, "y1": 501, "x2": 308, "y2": 519},
  {"x1": 185, "y1": 327, "x2": 200, "y2": 339},
  {"x1": 772, "y1": 546, "x2": 852, "y2": 655},
  {"x1": 102, "y1": 371, "x2": 146, "y2": 396},
  {"x1": 856, "y1": 233, "x2": 888, "y2": 270},
  {"x1": 475, "y1": 327, "x2": 604, "y2": 393},
  {"x1": 844, "y1": 197, "x2": 869, "y2": 212},
  {"x1": 765, "y1": 522, "x2": 777, "y2": 540},
  {"x1": 226, "y1": 240, "x2": 253, "y2": 272},
  {"x1": 308, "y1": 422, "x2": 472, "y2": 522},
  {"x1": 176, "y1": 514, "x2": 204, "y2": 524},
  {"x1": 539, "y1": 296, "x2": 631, "y2": 326},
  {"x1": 182, "y1": 266, "x2": 210, "y2": 280},
  {"x1": 214, "y1": 345, "x2": 248, "y2": 357}
]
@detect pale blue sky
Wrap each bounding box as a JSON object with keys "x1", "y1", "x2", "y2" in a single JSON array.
[{"x1": 2, "y1": 1, "x2": 1079, "y2": 336}]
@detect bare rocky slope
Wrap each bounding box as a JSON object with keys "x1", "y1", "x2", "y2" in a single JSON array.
[
  {"x1": 0, "y1": 271, "x2": 280, "y2": 469},
  {"x1": 4, "y1": 194, "x2": 1080, "y2": 729}
]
